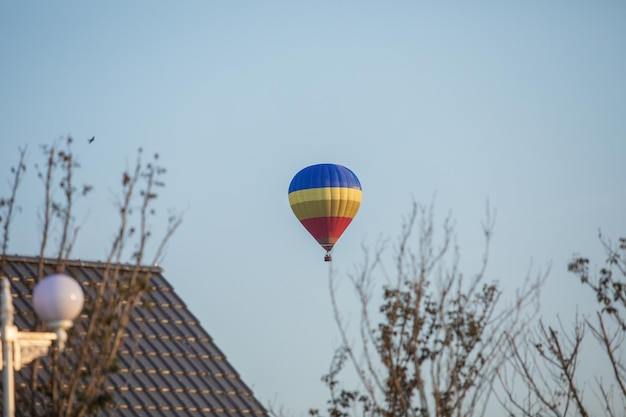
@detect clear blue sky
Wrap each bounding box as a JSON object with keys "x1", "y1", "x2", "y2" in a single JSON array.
[{"x1": 1, "y1": 1, "x2": 625, "y2": 414}]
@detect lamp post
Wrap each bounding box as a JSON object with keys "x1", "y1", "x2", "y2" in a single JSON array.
[{"x1": 1, "y1": 274, "x2": 84, "y2": 417}]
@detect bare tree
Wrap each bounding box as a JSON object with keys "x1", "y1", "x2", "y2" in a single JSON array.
[
  {"x1": 0, "y1": 146, "x2": 26, "y2": 263},
  {"x1": 1, "y1": 137, "x2": 182, "y2": 417},
  {"x1": 499, "y1": 233, "x2": 626, "y2": 417},
  {"x1": 310, "y1": 202, "x2": 543, "y2": 417}
]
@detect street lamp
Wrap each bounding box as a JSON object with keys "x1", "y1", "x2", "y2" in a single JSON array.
[{"x1": 1, "y1": 274, "x2": 84, "y2": 417}]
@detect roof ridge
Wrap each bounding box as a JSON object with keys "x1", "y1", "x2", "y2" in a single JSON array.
[{"x1": 1, "y1": 254, "x2": 163, "y2": 273}]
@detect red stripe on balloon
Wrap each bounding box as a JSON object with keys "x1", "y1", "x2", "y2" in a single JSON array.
[{"x1": 300, "y1": 217, "x2": 355, "y2": 246}]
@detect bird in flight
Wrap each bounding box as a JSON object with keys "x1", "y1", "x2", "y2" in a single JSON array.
[{"x1": 88, "y1": 136, "x2": 95, "y2": 144}]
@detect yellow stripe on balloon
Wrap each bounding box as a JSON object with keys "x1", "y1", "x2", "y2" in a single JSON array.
[
  {"x1": 288, "y1": 187, "x2": 363, "y2": 204},
  {"x1": 288, "y1": 187, "x2": 362, "y2": 221}
]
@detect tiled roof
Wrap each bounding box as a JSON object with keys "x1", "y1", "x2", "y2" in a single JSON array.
[{"x1": 1, "y1": 255, "x2": 268, "y2": 417}]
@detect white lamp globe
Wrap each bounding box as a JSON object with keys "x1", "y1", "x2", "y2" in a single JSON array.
[{"x1": 33, "y1": 273, "x2": 84, "y2": 333}]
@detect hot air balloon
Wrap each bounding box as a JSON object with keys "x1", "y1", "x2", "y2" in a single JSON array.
[{"x1": 288, "y1": 163, "x2": 362, "y2": 261}]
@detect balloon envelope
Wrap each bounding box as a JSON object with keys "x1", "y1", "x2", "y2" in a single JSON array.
[{"x1": 288, "y1": 164, "x2": 362, "y2": 253}]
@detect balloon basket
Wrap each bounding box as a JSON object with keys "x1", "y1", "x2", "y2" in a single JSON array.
[{"x1": 324, "y1": 253, "x2": 332, "y2": 262}]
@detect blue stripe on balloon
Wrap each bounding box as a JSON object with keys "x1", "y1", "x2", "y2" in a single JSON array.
[{"x1": 288, "y1": 164, "x2": 361, "y2": 193}]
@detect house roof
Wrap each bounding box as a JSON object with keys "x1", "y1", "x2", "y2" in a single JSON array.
[{"x1": 1, "y1": 255, "x2": 268, "y2": 417}]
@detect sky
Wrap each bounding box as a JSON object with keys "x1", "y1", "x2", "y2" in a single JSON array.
[{"x1": 1, "y1": 1, "x2": 625, "y2": 415}]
